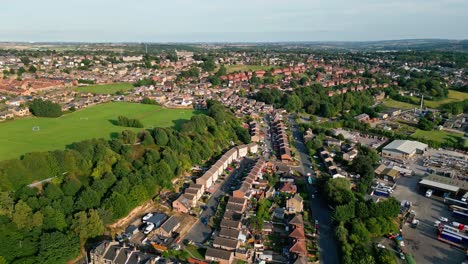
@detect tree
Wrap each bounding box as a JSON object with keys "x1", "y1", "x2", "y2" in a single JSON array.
[
  {"x1": 32, "y1": 211, "x2": 44, "y2": 228},
  {"x1": 104, "y1": 192, "x2": 129, "y2": 219},
  {"x1": 234, "y1": 127, "x2": 251, "y2": 144},
  {"x1": 119, "y1": 130, "x2": 137, "y2": 145},
  {"x1": 325, "y1": 178, "x2": 354, "y2": 206},
  {"x1": 333, "y1": 202, "x2": 355, "y2": 222},
  {"x1": 376, "y1": 249, "x2": 397, "y2": 264},
  {"x1": 74, "y1": 188, "x2": 100, "y2": 211},
  {"x1": 284, "y1": 94, "x2": 303, "y2": 112},
  {"x1": 335, "y1": 223, "x2": 348, "y2": 243},
  {"x1": 0, "y1": 191, "x2": 14, "y2": 217},
  {"x1": 43, "y1": 183, "x2": 64, "y2": 201},
  {"x1": 42, "y1": 206, "x2": 67, "y2": 231},
  {"x1": 215, "y1": 65, "x2": 227, "y2": 76},
  {"x1": 17, "y1": 67, "x2": 26, "y2": 76},
  {"x1": 29, "y1": 99, "x2": 62, "y2": 117},
  {"x1": 208, "y1": 75, "x2": 221, "y2": 85},
  {"x1": 141, "y1": 97, "x2": 159, "y2": 105},
  {"x1": 200, "y1": 58, "x2": 216, "y2": 72},
  {"x1": 12, "y1": 200, "x2": 33, "y2": 230},
  {"x1": 417, "y1": 117, "x2": 434, "y2": 131},
  {"x1": 37, "y1": 232, "x2": 80, "y2": 264},
  {"x1": 28, "y1": 65, "x2": 37, "y2": 73},
  {"x1": 152, "y1": 128, "x2": 169, "y2": 146},
  {"x1": 71, "y1": 209, "x2": 105, "y2": 243},
  {"x1": 115, "y1": 116, "x2": 143, "y2": 128}
]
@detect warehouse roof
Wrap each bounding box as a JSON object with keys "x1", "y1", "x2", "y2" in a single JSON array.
[
  {"x1": 383, "y1": 140, "x2": 428, "y2": 154},
  {"x1": 418, "y1": 174, "x2": 468, "y2": 193}
]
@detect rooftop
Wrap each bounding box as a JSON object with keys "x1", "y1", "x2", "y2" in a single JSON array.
[
  {"x1": 419, "y1": 174, "x2": 468, "y2": 192},
  {"x1": 383, "y1": 140, "x2": 428, "y2": 154}
]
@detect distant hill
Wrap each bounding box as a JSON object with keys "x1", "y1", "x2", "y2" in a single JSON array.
[{"x1": 1, "y1": 39, "x2": 467, "y2": 52}]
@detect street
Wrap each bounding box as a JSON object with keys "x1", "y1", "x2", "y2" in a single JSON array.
[
  {"x1": 183, "y1": 159, "x2": 249, "y2": 244},
  {"x1": 289, "y1": 115, "x2": 340, "y2": 264}
]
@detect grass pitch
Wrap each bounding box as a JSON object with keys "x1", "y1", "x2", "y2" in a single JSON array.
[
  {"x1": 0, "y1": 102, "x2": 200, "y2": 160},
  {"x1": 73, "y1": 83, "x2": 134, "y2": 95}
]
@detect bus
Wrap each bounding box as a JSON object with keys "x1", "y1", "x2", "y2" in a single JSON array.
[
  {"x1": 444, "y1": 197, "x2": 468, "y2": 208},
  {"x1": 450, "y1": 205, "x2": 468, "y2": 214}
]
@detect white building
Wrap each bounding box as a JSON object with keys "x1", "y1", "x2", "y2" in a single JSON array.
[{"x1": 382, "y1": 140, "x2": 428, "y2": 159}]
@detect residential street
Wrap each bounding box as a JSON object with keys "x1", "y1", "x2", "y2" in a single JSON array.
[
  {"x1": 183, "y1": 159, "x2": 248, "y2": 244},
  {"x1": 289, "y1": 115, "x2": 340, "y2": 264}
]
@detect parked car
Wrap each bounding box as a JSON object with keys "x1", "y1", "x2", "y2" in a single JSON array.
[
  {"x1": 425, "y1": 189, "x2": 433, "y2": 197},
  {"x1": 144, "y1": 223, "x2": 155, "y2": 234},
  {"x1": 116, "y1": 234, "x2": 124, "y2": 243},
  {"x1": 399, "y1": 252, "x2": 406, "y2": 260},
  {"x1": 143, "y1": 212, "x2": 153, "y2": 222},
  {"x1": 439, "y1": 217, "x2": 449, "y2": 222},
  {"x1": 377, "y1": 243, "x2": 385, "y2": 249}
]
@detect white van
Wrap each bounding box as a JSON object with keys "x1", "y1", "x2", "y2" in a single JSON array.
[{"x1": 425, "y1": 189, "x2": 433, "y2": 197}]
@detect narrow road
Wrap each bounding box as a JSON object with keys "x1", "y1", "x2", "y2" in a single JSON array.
[
  {"x1": 27, "y1": 177, "x2": 55, "y2": 188},
  {"x1": 183, "y1": 159, "x2": 249, "y2": 244},
  {"x1": 289, "y1": 115, "x2": 340, "y2": 264}
]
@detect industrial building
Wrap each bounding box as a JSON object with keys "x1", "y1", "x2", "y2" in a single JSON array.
[
  {"x1": 418, "y1": 174, "x2": 468, "y2": 196},
  {"x1": 382, "y1": 140, "x2": 428, "y2": 159}
]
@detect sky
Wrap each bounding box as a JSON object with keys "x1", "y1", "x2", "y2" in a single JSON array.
[{"x1": 0, "y1": 0, "x2": 467, "y2": 42}]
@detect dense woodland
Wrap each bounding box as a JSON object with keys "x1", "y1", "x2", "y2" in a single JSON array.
[
  {"x1": 0, "y1": 101, "x2": 250, "y2": 263},
  {"x1": 28, "y1": 99, "x2": 62, "y2": 118},
  {"x1": 115, "y1": 115, "x2": 144, "y2": 128},
  {"x1": 255, "y1": 84, "x2": 376, "y2": 118}
]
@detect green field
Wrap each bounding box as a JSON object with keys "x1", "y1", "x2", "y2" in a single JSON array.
[
  {"x1": 423, "y1": 90, "x2": 468, "y2": 108},
  {"x1": 226, "y1": 64, "x2": 277, "y2": 73},
  {"x1": 73, "y1": 83, "x2": 134, "y2": 94},
  {"x1": 411, "y1": 129, "x2": 462, "y2": 144},
  {"x1": 383, "y1": 90, "x2": 468, "y2": 110},
  {"x1": 382, "y1": 99, "x2": 418, "y2": 110},
  {"x1": 0, "y1": 102, "x2": 200, "y2": 160}
]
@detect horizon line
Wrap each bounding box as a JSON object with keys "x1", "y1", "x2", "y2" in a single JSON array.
[{"x1": 0, "y1": 38, "x2": 467, "y2": 45}]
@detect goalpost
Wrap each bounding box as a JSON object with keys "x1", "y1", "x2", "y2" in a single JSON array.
[{"x1": 32, "y1": 126, "x2": 40, "y2": 131}]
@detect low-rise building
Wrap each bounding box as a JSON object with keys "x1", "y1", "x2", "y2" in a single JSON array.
[
  {"x1": 205, "y1": 247, "x2": 234, "y2": 264},
  {"x1": 156, "y1": 215, "x2": 180, "y2": 237},
  {"x1": 286, "y1": 194, "x2": 304, "y2": 213},
  {"x1": 382, "y1": 140, "x2": 428, "y2": 159}
]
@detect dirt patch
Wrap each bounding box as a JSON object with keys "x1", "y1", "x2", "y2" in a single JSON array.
[{"x1": 108, "y1": 200, "x2": 171, "y2": 235}]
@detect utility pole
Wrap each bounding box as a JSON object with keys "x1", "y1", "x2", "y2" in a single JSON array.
[{"x1": 420, "y1": 94, "x2": 424, "y2": 112}]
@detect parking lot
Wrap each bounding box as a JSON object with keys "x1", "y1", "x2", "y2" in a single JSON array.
[
  {"x1": 392, "y1": 175, "x2": 465, "y2": 263},
  {"x1": 331, "y1": 128, "x2": 387, "y2": 148}
]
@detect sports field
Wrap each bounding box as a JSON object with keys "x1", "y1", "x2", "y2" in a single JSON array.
[
  {"x1": 383, "y1": 90, "x2": 468, "y2": 110},
  {"x1": 382, "y1": 99, "x2": 418, "y2": 110},
  {"x1": 411, "y1": 129, "x2": 462, "y2": 144},
  {"x1": 0, "y1": 102, "x2": 200, "y2": 160},
  {"x1": 226, "y1": 65, "x2": 276, "y2": 73},
  {"x1": 423, "y1": 90, "x2": 468, "y2": 108},
  {"x1": 73, "y1": 83, "x2": 134, "y2": 94}
]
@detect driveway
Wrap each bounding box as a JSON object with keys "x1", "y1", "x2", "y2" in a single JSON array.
[{"x1": 289, "y1": 115, "x2": 340, "y2": 264}]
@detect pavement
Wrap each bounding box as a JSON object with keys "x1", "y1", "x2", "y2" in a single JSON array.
[
  {"x1": 183, "y1": 159, "x2": 249, "y2": 244},
  {"x1": 289, "y1": 115, "x2": 340, "y2": 264},
  {"x1": 393, "y1": 174, "x2": 466, "y2": 264}
]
